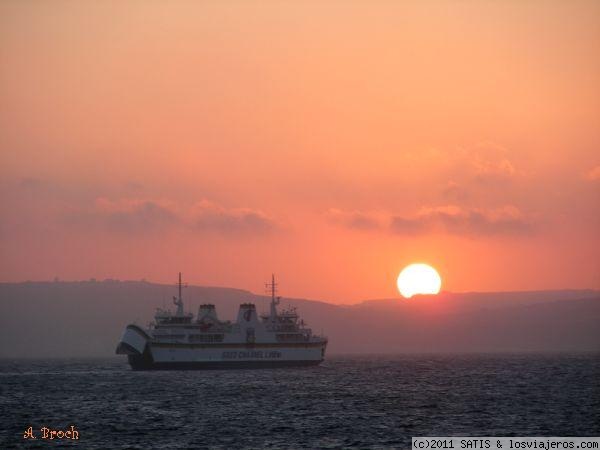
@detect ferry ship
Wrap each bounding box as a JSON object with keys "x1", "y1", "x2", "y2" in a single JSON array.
[{"x1": 116, "y1": 274, "x2": 328, "y2": 370}]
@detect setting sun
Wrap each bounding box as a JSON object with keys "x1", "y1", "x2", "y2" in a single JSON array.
[{"x1": 397, "y1": 264, "x2": 442, "y2": 298}]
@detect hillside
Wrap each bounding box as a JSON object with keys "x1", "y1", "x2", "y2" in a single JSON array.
[{"x1": 1, "y1": 281, "x2": 598, "y2": 357}]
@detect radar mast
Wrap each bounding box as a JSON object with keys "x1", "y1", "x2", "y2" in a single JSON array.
[
  {"x1": 173, "y1": 272, "x2": 186, "y2": 316},
  {"x1": 265, "y1": 274, "x2": 280, "y2": 321}
]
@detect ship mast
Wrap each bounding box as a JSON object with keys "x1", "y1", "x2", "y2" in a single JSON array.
[
  {"x1": 266, "y1": 273, "x2": 280, "y2": 321},
  {"x1": 173, "y1": 272, "x2": 185, "y2": 316},
  {"x1": 271, "y1": 273, "x2": 276, "y2": 302},
  {"x1": 179, "y1": 272, "x2": 182, "y2": 303}
]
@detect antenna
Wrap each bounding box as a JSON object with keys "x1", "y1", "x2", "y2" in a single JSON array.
[
  {"x1": 266, "y1": 274, "x2": 280, "y2": 321},
  {"x1": 173, "y1": 272, "x2": 187, "y2": 315},
  {"x1": 272, "y1": 273, "x2": 276, "y2": 301},
  {"x1": 176, "y1": 272, "x2": 188, "y2": 299},
  {"x1": 265, "y1": 273, "x2": 279, "y2": 303}
]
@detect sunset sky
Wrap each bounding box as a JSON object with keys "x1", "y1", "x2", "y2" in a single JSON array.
[{"x1": 1, "y1": 0, "x2": 599, "y2": 303}]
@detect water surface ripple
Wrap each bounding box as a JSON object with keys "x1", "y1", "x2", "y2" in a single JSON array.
[{"x1": 1, "y1": 354, "x2": 598, "y2": 449}]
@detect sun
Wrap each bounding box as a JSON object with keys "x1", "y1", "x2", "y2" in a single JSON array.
[{"x1": 397, "y1": 263, "x2": 442, "y2": 298}]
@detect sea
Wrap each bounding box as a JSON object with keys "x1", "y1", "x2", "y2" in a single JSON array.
[{"x1": 1, "y1": 354, "x2": 598, "y2": 449}]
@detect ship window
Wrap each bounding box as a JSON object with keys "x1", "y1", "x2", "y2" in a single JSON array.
[
  {"x1": 276, "y1": 333, "x2": 304, "y2": 342},
  {"x1": 188, "y1": 334, "x2": 224, "y2": 343}
]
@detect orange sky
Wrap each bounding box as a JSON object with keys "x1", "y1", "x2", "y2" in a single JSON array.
[{"x1": 1, "y1": 0, "x2": 599, "y2": 303}]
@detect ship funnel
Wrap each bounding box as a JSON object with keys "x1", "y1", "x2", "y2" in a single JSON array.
[
  {"x1": 197, "y1": 304, "x2": 218, "y2": 322},
  {"x1": 236, "y1": 303, "x2": 258, "y2": 324}
]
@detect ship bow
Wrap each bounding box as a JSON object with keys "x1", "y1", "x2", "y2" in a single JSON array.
[{"x1": 115, "y1": 324, "x2": 150, "y2": 355}]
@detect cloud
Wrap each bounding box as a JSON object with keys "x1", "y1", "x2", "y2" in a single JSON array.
[
  {"x1": 65, "y1": 198, "x2": 276, "y2": 236},
  {"x1": 328, "y1": 204, "x2": 535, "y2": 237},
  {"x1": 86, "y1": 198, "x2": 181, "y2": 233},
  {"x1": 583, "y1": 165, "x2": 600, "y2": 182},
  {"x1": 439, "y1": 142, "x2": 520, "y2": 197},
  {"x1": 469, "y1": 145, "x2": 516, "y2": 180},
  {"x1": 404, "y1": 142, "x2": 522, "y2": 206},
  {"x1": 325, "y1": 208, "x2": 383, "y2": 230},
  {"x1": 191, "y1": 200, "x2": 276, "y2": 235},
  {"x1": 442, "y1": 180, "x2": 470, "y2": 202},
  {"x1": 392, "y1": 204, "x2": 535, "y2": 236}
]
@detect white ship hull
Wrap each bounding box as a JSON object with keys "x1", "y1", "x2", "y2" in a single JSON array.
[{"x1": 118, "y1": 325, "x2": 327, "y2": 370}]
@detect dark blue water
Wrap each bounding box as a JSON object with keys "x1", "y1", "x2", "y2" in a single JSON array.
[{"x1": 1, "y1": 354, "x2": 599, "y2": 449}]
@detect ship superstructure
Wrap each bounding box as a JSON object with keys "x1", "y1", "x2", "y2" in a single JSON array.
[{"x1": 116, "y1": 273, "x2": 328, "y2": 370}]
